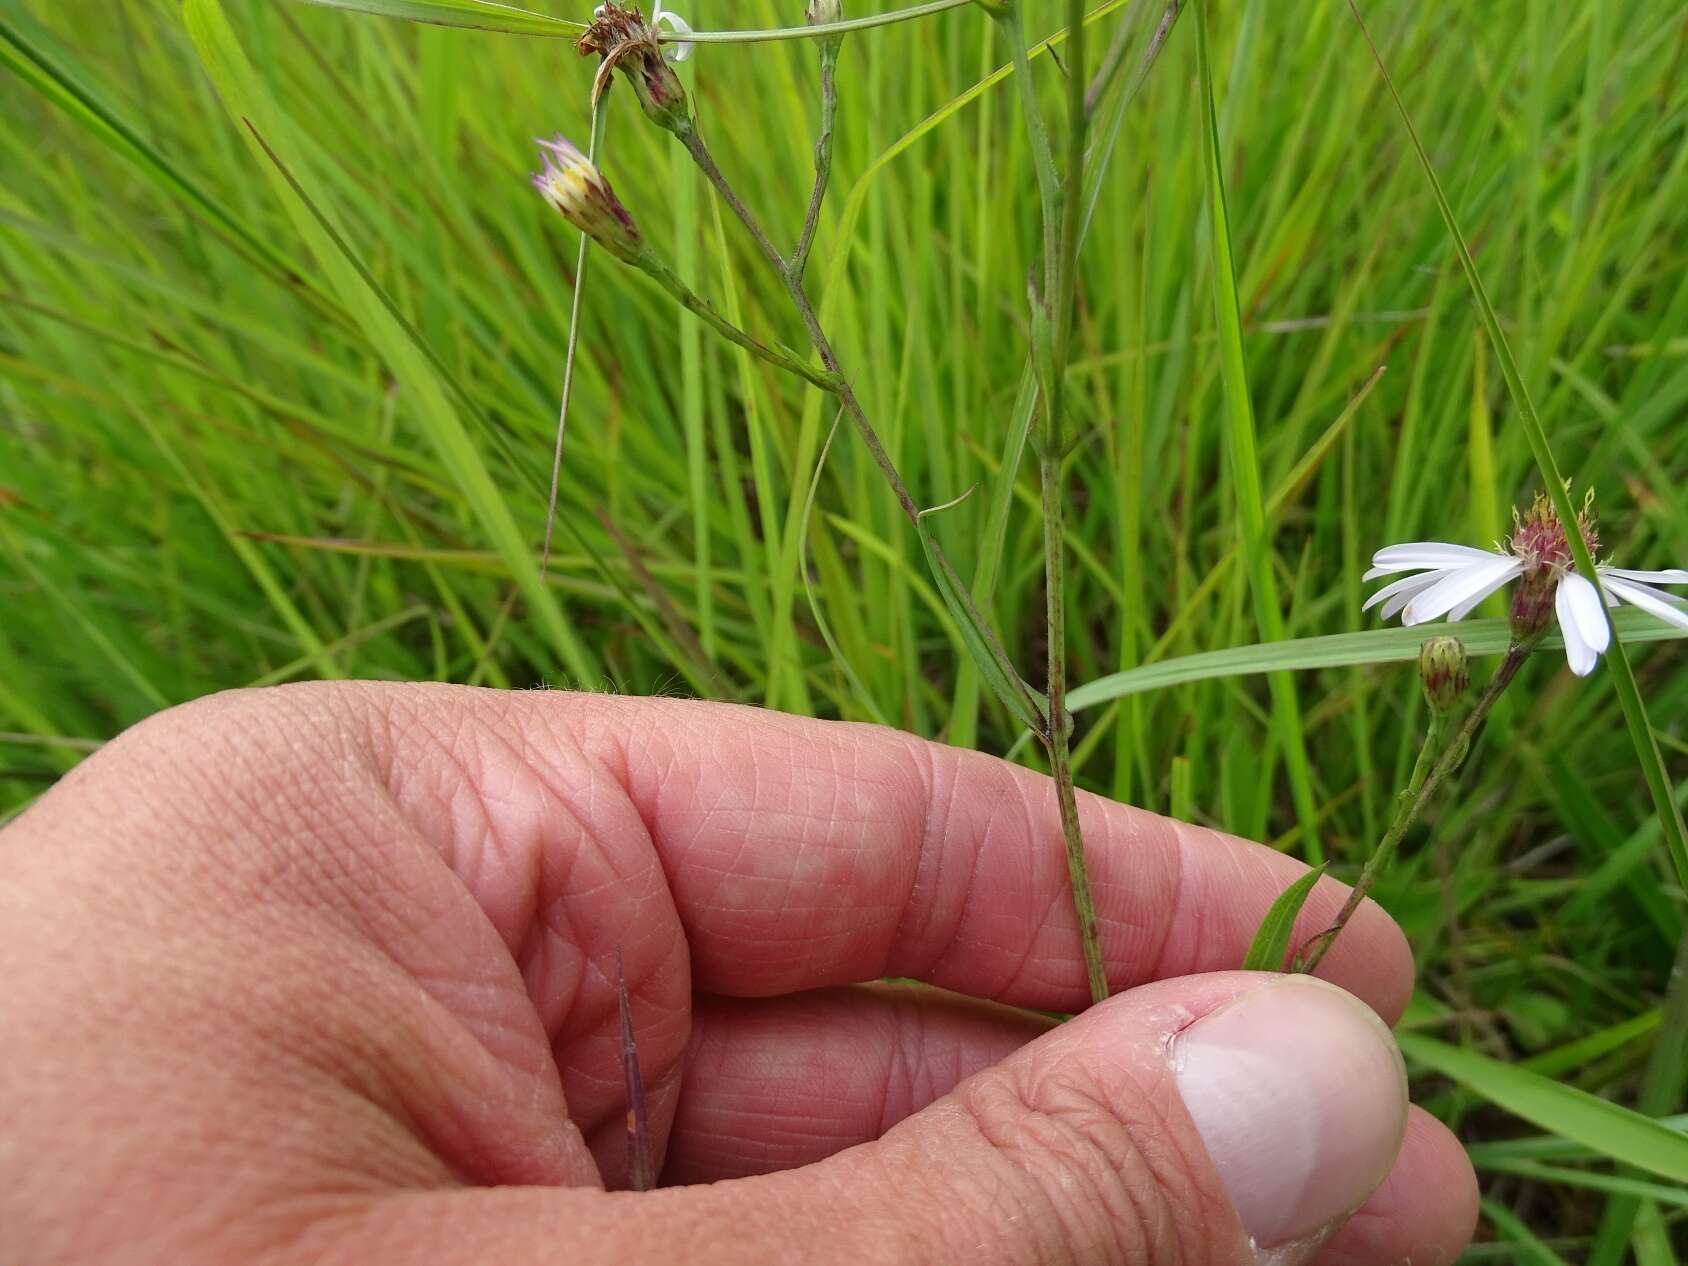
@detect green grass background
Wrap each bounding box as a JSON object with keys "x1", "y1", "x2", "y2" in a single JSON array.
[{"x1": 4, "y1": 0, "x2": 1688, "y2": 1253}]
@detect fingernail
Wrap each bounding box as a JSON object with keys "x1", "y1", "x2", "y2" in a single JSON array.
[{"x1": 1173, "y1": 976, "x2": 1407, "y2": 1249}]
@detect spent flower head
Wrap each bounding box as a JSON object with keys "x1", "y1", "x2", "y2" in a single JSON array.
[
  {"x1": 1365, "y1": 488, "x2": 1688, "y2": 676},
  {"x1": 531, "y1": 136, "x2": 643, "y2": 263},
  {"x1": 581, "y1": 3, "x2": 693, "y2": 138}
]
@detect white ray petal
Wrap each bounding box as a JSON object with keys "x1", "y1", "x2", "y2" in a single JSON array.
[
  {"x1": 1364, "y1": 570, "x2": 1446, "y2": 613},
  {"x1": 654, "y1": 7, "x2": 693, "y2": 59},
  {"x1": 1601, "y1": 566, "x2": 1688, "y2": 586},
  {"x1": 1382, "y1": 572, "x2": 1447, "y2": 621},
  {"x1": 1371, "y1": 541, "x2": 1504, "y2": 573},
  {"x1": 1605, "y1": 576, "x2": 1688, "y2": 632},
  {"x1": 1556, "y1": 572, "x2": 1610, "y2": 676},
  {"x1": 1402, "y1": 557, "x2": 1522, "y2": 626},
  {"x1": 1448, "y1": 566, "x2": 1521, "y2": 621}
]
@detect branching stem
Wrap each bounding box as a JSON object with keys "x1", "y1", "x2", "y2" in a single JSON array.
[
  {"x1": 636, "y1": 250, "x2": 838, "y2": 391},
  {"x1": 792, "y1": 37, "x2": 839, "y2": 280}
]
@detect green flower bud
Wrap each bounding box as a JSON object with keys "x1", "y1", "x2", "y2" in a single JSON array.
[
  {"x1": 806, "y1": 0, "x2": 843, "y2": 61},
  {"x1": 580, "y1": 4, "x2": 693, "y2": 140},
  {"x1": 1418, "y1": 635, "x2": 1469, "y2": 715}
]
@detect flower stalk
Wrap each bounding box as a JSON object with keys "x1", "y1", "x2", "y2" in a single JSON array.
[
  {"x1": 1298, "y1": 630, "x2": 1539, "y2": 973},
  {"x1": 668, "y1": 87, "x2": 1044, "y2": 734},
  {"x1": 792, "y1": 0, "x2": 842, "y2": 280}
]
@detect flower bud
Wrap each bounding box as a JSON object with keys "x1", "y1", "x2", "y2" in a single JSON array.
[
  {"x1": 580, "y1": 4, "x2": 693, "y2": 140},
  {"x1": 1418, "y1": 635, "x2": 1469, "y2": 715},
  {"x1": 531, "y1": 136, "x2": 644, "y2": 264},
  {"x1": 806, "y1": 0, "x2": 844, "y2": 59}
]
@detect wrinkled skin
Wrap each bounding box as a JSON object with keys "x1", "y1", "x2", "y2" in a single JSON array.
[{"x1": 0, "y1": 684, "x2": 1476, "y2": 1264}]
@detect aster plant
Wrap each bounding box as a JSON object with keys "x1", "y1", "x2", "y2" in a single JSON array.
[{"x1": 1298, "y1": 489, "x2": 1687, "y2": 970}]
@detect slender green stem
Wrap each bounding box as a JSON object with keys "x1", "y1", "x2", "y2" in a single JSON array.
[
  {"x1": 792, "y1": 37, "x2": 839, "y2": 280},
  {"x1": 679, "y1": 130, "x2": 788, "y2": 275},
  {"x1": 635, "y1": 252, "x2": 839, "y2": 391},
  {"x1": 1044, "y1": 449, "x2": 1108, "y2": 1003},
  {"x1": 674, "y1": 0, "x2": 975, "y2": 46},
  {"x1": 539, "y1": 98, "x2": 607, "y2": 577},
  {"x1": 1300, "y1": 634, "x2": 1542, "y2": 972},
  {"x1": 679, "y1": 126, "x2": 1045, "y2": 731},
  {"x1": 1005, "y1": 0, "x2": 1107, "y2": 1004}
]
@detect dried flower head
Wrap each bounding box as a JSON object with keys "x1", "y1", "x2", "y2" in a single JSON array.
[
  {"x1": 1417, "y1": 635, "x2": 1469, "y2": 715},
  {"x1": 580, "y1": 3, "x2": 693, "y2": 138},
  {"x1": 531, "y1": 136, "x2": 643, "y2": 264}
]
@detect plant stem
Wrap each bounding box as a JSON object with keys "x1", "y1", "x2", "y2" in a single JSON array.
[
  {"x1": 678, "y1": 126, "x2": 1044, "y2": 731},
  {"x1": 1000, "y1": 0, "x2": 1107, "y2": 1004},
  {"x1": 540, "y1": 98, "x2": 608, "y2": 578},
  {"x1": 676, "y1": 0, "x2": 981, "y2": 47},
  {"x1": 1043, "y1": 448, "x2": 1107, "y2": 1002},
  {"x1": 996, "y1": 3, "x2": 1060, "y2": 301},
  {"x1": 1299, "y1": 633, "x2": 1542, "y2": 972},
  {"x1": 792, "y1": 34, "x2": 839, "y2": 280},
  {"x1": 636, "y1": 251, "x2": 839, "y2": 391}
]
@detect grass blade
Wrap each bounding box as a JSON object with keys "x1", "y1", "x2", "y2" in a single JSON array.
[
  {"x1": 0, "y1": 7, "x2": 337, "y2": 319},
  {"x1": 1067, "y1": 609, "x2": 1686, "y2": 713},
  {"x1": 1400, "y1": 1033, "x2": 1688, "y2": 1185}
]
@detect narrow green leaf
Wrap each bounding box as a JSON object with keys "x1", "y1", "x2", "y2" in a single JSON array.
[
  {"x1": 1243, "y1": 864, "x2": 1327, "y2": 972},
  {"x1": 183, "y1": 0, "x2": 594, "y2": 685},
  {"x1": 1400, "y1": 1034, "x2": 1688, "y2": 1185},
  {"x1": 1480, "y1": 1199, "x2": 1573, "y2": 1266},
  {"x1": 286, "y1": 0, "x2": 582, "y2": 37},
  {"x1": 1067, "y1": 609, "x2": 1685, "y2": 714},
  {"x1": 1066, "y1": 611, "x2": 1674, "y2": 719},
  {"x1": 1472, "y1": 1158, "x2": 1688, "y2": 1210}
]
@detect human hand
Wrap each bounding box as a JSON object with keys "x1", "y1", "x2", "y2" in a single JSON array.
[{"x1": 0, "y1": 684, "x2": 1475, "y2": 1264}]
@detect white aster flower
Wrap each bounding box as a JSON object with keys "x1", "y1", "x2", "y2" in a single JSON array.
[{"x1": 1365, "y1": 491, "x2": 1688, "y2": 677}]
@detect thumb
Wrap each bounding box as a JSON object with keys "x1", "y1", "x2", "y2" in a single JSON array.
[
  {"x1": 343, "y1": 973, "x2": 1405, "y2": 1265},
  {"x1": 846, "y1": 971, "x2": 1409, "y2": 1264}
]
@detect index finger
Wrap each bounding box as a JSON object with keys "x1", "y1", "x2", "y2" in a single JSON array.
[{"x1": 514, "y1": 692, "x2": 1412, "y2": 1019}]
